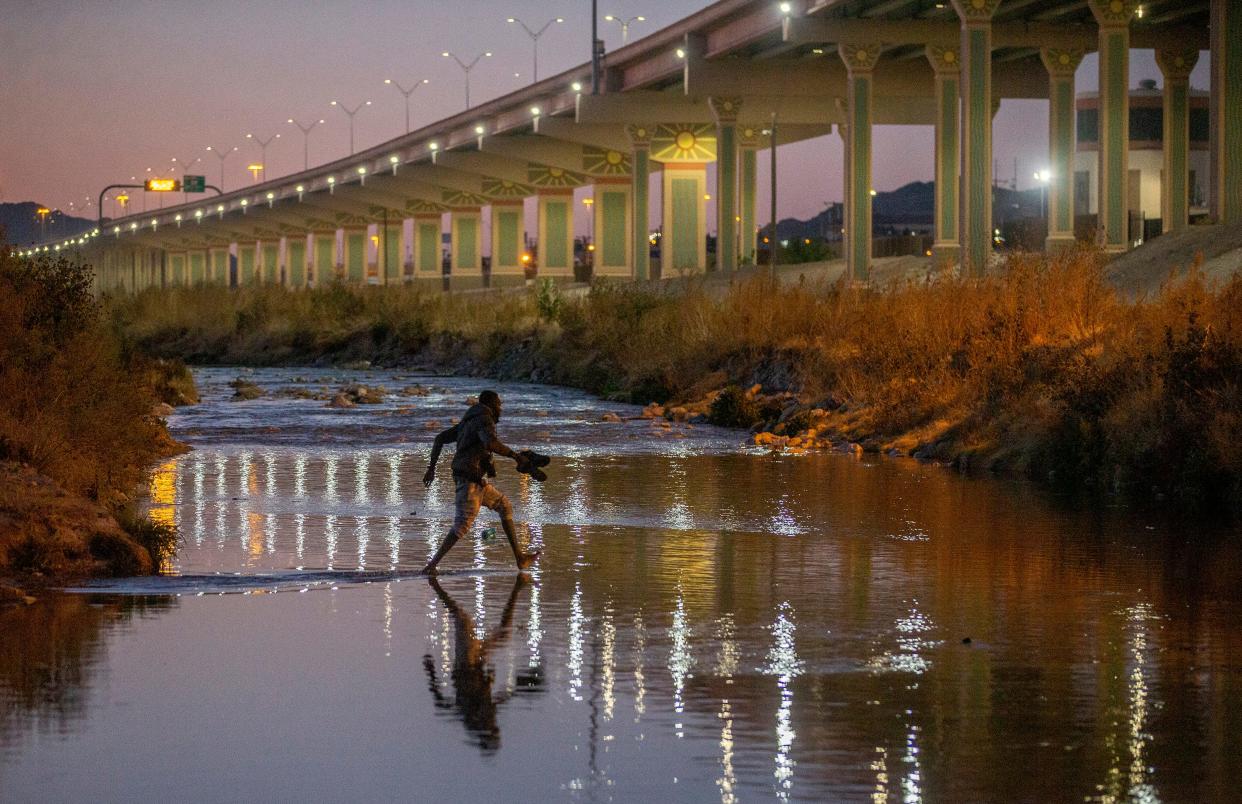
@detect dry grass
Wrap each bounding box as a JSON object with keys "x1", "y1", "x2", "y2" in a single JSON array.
[{"x1": 106, "y1": 250, "x2": 1242, "y2": 512}]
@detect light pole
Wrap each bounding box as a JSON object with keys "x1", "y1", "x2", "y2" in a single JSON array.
[
  {"x1": 383, "y1": 77, "x2": 429, "y2": 134},
  {"x1": 441, "y1": 51, "x2": 491, "y2": 109},
  {"x1": 287, "y1": 117, "x2": 325, "y2": 170},
  {"x1": 246, "y1": 132, "x2": 281, "y2": 181},
  {"x1": 330, "y1": 99, "x2": 371, "y2": 155},
  {"x1": 1034, "y1": 169, "x2": 1050, "y2": 221},
  {"x1": 506, "y1": 16, "x2": 563, "y2": 82},
  {"x1": 603, "y1": 13, "x2": 645, "y2": 44},
  {"x1": 206, "y1": 145, "x2": 238, "y2": 191},
  {"x1": 171, "y1": 155, "x2": 201, "y2": 200}
]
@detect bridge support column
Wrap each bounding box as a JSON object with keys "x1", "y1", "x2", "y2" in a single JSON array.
[
  {"x1": 1042, "y1": 48, "x2": 1086, "y2": 252},
  {"x1": 286, "y1": 236, "x2": 306, "y2": 287},
  {"x1": 710, "y1": 97, "x2": 741, "y2": 273},
  {"x1": 238, "y1": 243, "x2": 257, "y2": 286},
  {"x1": 661, "y1": 163, "x2": 707, "y2": 277},
  {"x1": 379, "y1": 220, "x2": 401, "y2": 285},
  {"x1": 739, "y1": 130, "x2": 759, "y2": 267},
  {"x1": 593, "y1": 179, "x2": 633, "y2": 279},
  {"x1": 952, "y1": 0, "x2": 999, "y2": 276},
  {"x1": 209, "y1": 247, "x2": 228, "y2": 286},
  {"x1": 310, "y1": 231, "x2": 334, "y2": 287},
  {"x1": 627, "y1": 125, "x2": 653, "y2": 280},
  {"x1": 1156, "y1": 50, "x2": 1199, "y2": 233},
  {"x1": 168, "y1": 252, "x2": 187, "y2": 287},
  {"x1": 1211, "y1": 0, "x2": 1242, "y2": 222},
  {"x1": 927, "y1": 46, "x2": 961, "y2": 265},
  {"x1": 537, "y1": 190, "x2": 575, "y2": 279},
  {"x1": 260, "y1": 240, "x2": 279, "y2": 284},
  {"x1": 1089, "y1": 0, "x2": 1137, "y2": 252},
  {"x1": 188, "y1": 249, "x2": 207, "y2": 286},
  {"x1": 840, "y1": 43, "x2": 881, "y2": 282},
  {"x1": 338, "y1": 228, "x2": 363, "y2": 283},
  {"x1": 490, "y1": 201, "x2": 526, "y2": 286},
  {"x1": 449, "y1": 208, "x2": 483, "y2": 289},
  {"x1": 412, "y1": 214, "x2": 443, "y2": 288}
]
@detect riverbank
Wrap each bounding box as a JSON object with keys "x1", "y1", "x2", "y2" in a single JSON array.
[
  {"x1": 108, "y1": 248, "x2": 1241, "y2": 514},
  {"x1": 0, "y1": 246, "x2": 192, "y2": 600}
]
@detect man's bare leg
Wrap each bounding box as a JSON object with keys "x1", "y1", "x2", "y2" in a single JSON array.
[
  {"x1": 422, "y1": 532, "x2": 459, "y2": 575},
  {"x1": 498, "y1": 513, "x2": 540, "y2": 569}
]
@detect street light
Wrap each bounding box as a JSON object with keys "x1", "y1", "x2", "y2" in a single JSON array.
[
  {"x1": 206, "y1": 145, "x2": 238, "y2": 191},
  {"x1": 506, "y1": 16, "x2": 563, "y2": 82},
  {"x1": 441, "y1": 50, "x2": 492, "y2": 109},
  {"x1": 603, "y1": 13, "x2": 645, "y2": 44},
  {"x1": 383, "y1": 77, "x2": 430, "y2": 134},
  {"x1": 287, "y1": 117, "x2": 326, "y2": 170},
  {"x1": 330, "y1": 99, "x2": 372, "y2": 155},
  {"x1": 245, "y1": 132, "x2": 281, "y2": 181},
  {"x1": 1034, "y1": 169, "x2": 1051, "y2": 220},
  {"x1": 171, "y1": 155, "x2": 202, "y2": 200}
]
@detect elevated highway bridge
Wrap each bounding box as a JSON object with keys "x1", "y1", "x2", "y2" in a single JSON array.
[{"x1": 17, "y1": 0, "x2": 1224, "y2": 293}]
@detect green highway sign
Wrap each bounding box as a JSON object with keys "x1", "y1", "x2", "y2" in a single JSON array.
[{"x1": 182, "y1": 174, "x2": 207, "y2": 193}]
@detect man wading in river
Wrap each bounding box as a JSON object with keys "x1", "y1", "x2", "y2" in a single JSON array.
[{"x1": 422, "y1": 390, "x2": 541, "y2": 574}]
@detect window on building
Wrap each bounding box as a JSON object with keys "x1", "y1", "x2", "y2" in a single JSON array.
[{"x1": 1077, "y1": 109, "x2": 1098, "y2": 144}]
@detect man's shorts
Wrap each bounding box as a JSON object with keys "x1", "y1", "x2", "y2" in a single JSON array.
[{"x1": 450, "y1": 476, "x2": 510, "y2": 537}]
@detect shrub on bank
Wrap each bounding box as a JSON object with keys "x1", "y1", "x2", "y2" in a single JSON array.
[
  {"x1": 105, "y1": 251, "x2": 1241, "y2": 513},
  {"x1": 0, "y1": 243, "x2": 188, "y2": 579}
]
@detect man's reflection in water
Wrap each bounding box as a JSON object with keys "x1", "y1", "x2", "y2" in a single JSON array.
[{"x1": 423, "y1": 574, "x2": 544, "y2": 752}]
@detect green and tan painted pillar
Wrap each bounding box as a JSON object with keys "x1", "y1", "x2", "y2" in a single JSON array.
[
  {"x1": 261, "y1": 240, "x2": 279, "y2": 283},
  {"x1": 593, "y1": 179, "x2": 633, "y2": 278},
  {"x1": 1211, "y1": 0, "x2": 1242, "y2": 222},
  {"x1": 1156, "y1": 49, "x2": 1199, "y2": 232},
  {"x1": 490, "y1": 201, "x2": 526, "y2": 286},
  {"x1": 169, "y1": 251, "x2": 187, "y2": 287},
  {"x1": 537, "y1": 190, "x2": 575, "y2": 279},
  {"x1": 342, "y1": 227, "x2": 367, "y2": 283},
  {"x1": 286, "y1": 235, "x2": 307, "y2": 287},
  {"x1": 309, "y1": 230, "x2": 334, "y2": 286},
  {"x1": 450, "y1": 208, "x2": 483, "y2": 288},
  {"x1": 380, "y1": 220, "x2": 402, "y2": 285},
  {"x1": 952, "y1": 0, "x2": 999, "y2": 276},
  {"x1": 839, "y1": 43, "x2": 882, "y2": 282},
  {"x1": 1041, "y1": 48, "x2": 1086, "y2": 251},
  {"x1": 209, "y1": 247, "x2": 229, "y2": 286},
  {"x1": 188, "y1": 249, "x2": 207, "y2": 286},
  {"x1": 1158, "y1": 50, "x2": 1202, "y2": 232},
  {"x1": 1089, "y1": 0, "x2": 1137, "y2": 252},
  {"x1": 412, "y1": 213, "x2": 443, "y2": 287},
  {"x1": 739, "y1": 127, "x2": 760, "y2": 267},
  {"x1": 239, "y1": 242, "x2": 258, "y2": 285},
  {"x1": 710, "y1": 97, "x2": 741, "y2": 273},
  {"x1": 927, "y1": 45, "x2": 962, "y2": 264},
  {"x1": 627, "y1": 124, "x2": 653, "y2": 280}
]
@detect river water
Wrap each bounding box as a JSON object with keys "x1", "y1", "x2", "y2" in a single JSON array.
[{"x1": 2, "y1": 368, "x2": 1239, "y2": 802}]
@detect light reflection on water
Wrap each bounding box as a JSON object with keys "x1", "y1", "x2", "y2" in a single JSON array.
[{"x1": 1, "y1": 367, "x2": 1240, "y2": 802}]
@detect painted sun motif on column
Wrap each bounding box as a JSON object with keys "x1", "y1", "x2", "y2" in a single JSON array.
[
  {"x1": 527, "y1": 163, "x2": 586, "y2": 187},
  {"x1": 407, "y1": 199, "x2": 448, "y2": 214},
  {"x1": 440, "y1": 190, "x2": 489, "y2": 208},
  {"x1": 652, "y1": 123, "x2": 716, "y2": 162},
  {"x1": 482, "y1": 178, "x2": 534, "y2": 198},
  {"x1": 583, "y1": 146, "x2": 631, "y2": 176}
]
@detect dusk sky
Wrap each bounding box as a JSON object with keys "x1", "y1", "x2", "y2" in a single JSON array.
[{"x1": 1, "y1": 0, "x2": 1211, "y2": 226}]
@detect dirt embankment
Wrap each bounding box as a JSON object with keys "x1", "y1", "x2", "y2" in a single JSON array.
[{"x1": 0, "y1": 462, "x2": 152, "y2": 603}]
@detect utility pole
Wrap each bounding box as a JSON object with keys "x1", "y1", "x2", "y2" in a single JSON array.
[
  {"x1": 769, "y1": 113, "x2": 778, "y2": 276},
  {"x1": 591, "y1": 0, "x2": 604, "y2": 94}
]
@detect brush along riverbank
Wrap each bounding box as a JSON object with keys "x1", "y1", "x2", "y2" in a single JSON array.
[
  {"x1": 0, "y1": 246, "x2": 195, "y2": 601},
  {"x1": 109, "y1": 249, "x2": 1241, "y2": 515}
]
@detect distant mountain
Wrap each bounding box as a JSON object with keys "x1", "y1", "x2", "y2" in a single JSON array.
[
  {"x1": 1, "y1": 203, "x2": 95, "y2": 247},
  {"x1": 761, "y1": 181, "x2": 1044, "y2": 240}
]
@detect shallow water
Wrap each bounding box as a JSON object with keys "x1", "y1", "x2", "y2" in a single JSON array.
[{"x1": 2, "y1": 367, "x2": 1240, "y2": 802}]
